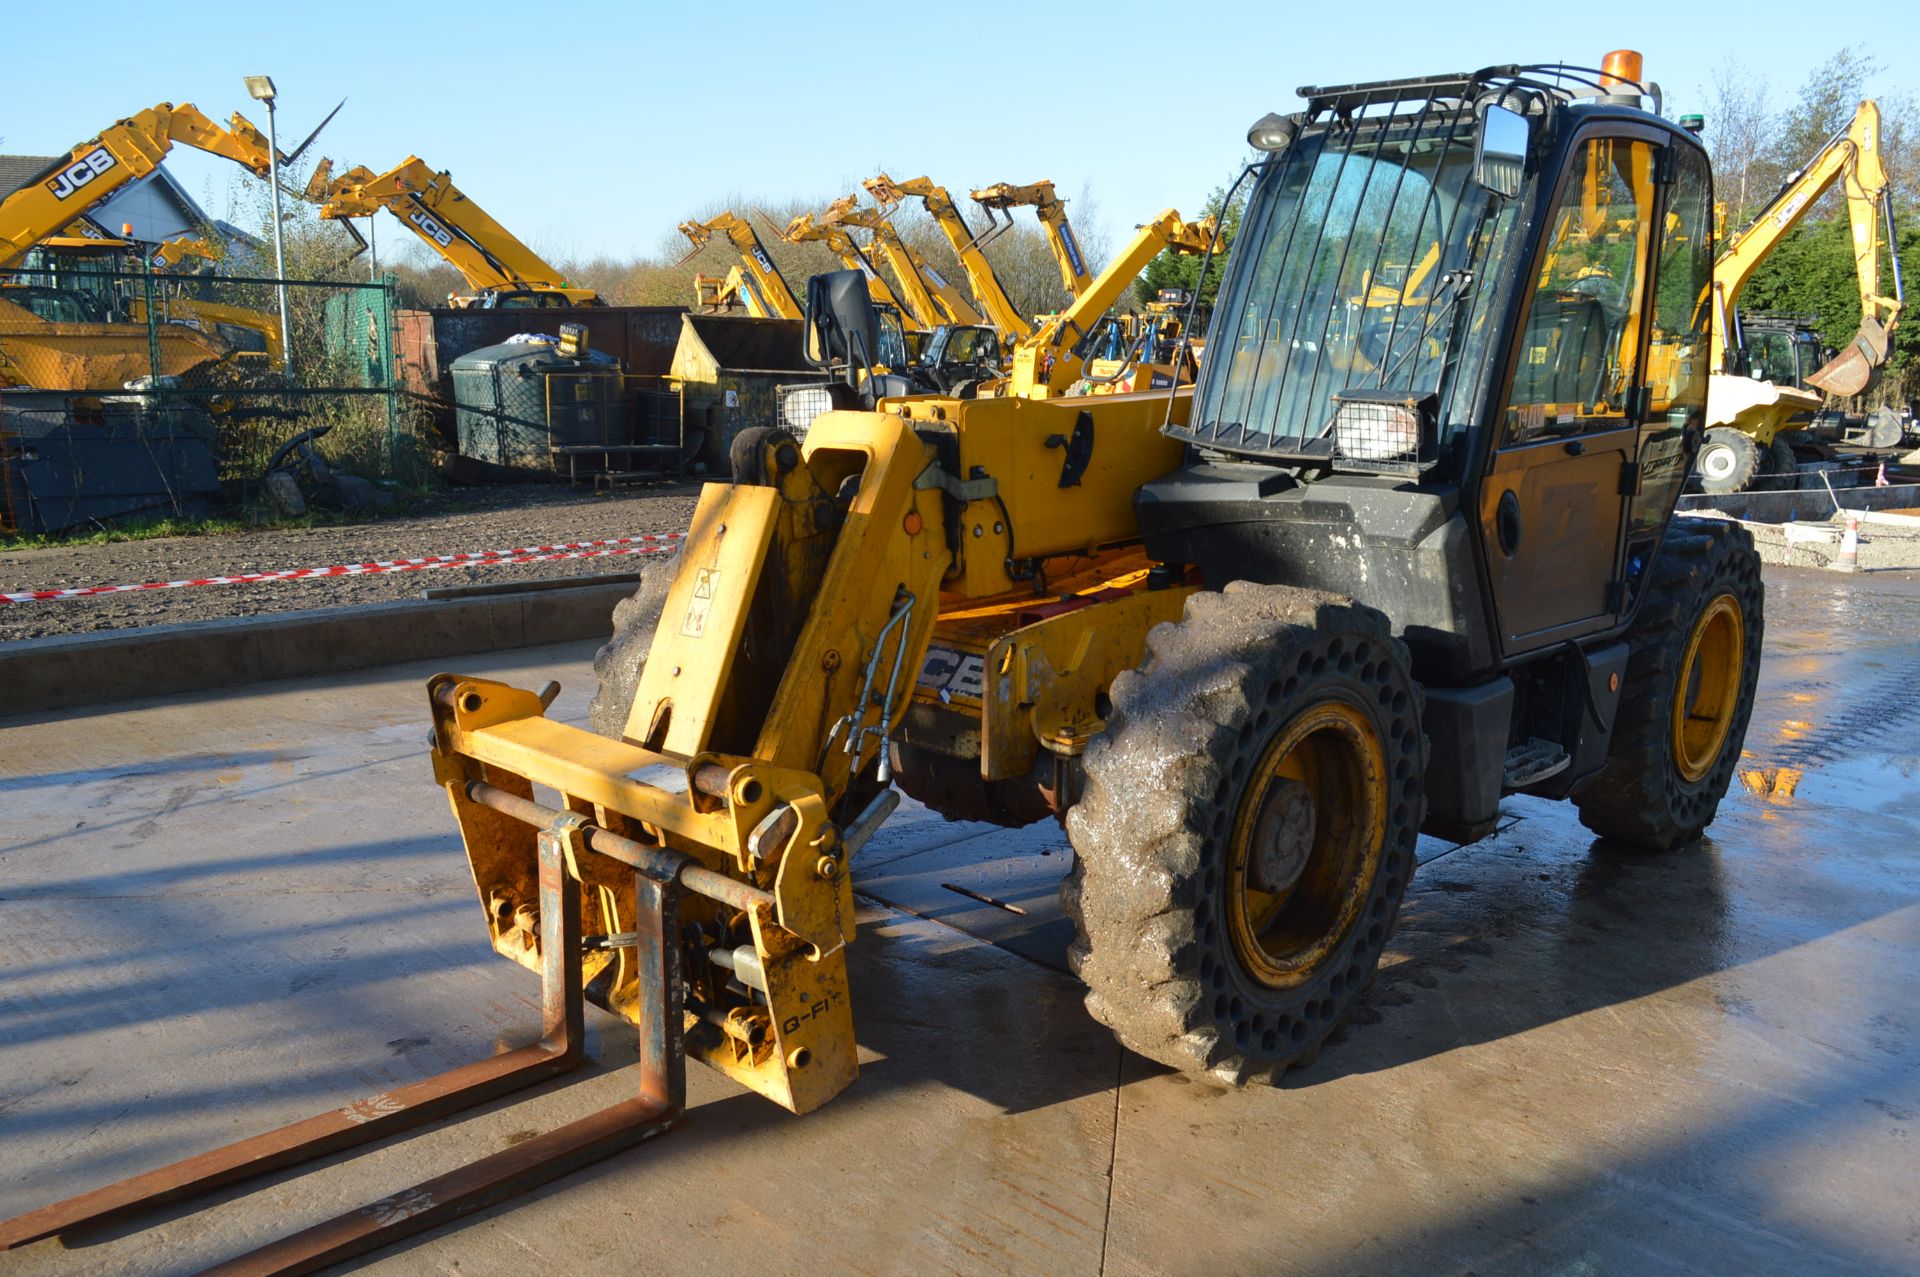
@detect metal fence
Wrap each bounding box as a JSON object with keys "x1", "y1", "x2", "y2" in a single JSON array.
[{"x1": 1, "y1": 264, "x2": 422, "y2": 532}]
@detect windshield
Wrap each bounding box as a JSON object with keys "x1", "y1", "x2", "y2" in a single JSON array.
[
  {"x1": 1180, "y1": 107, "x2": 1522, "y2": 461},
  {"x1": 875, "y1": 306, "x2": 910, "y2": 370}
]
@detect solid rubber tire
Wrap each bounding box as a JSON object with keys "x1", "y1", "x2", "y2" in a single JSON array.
[
  {"x1": 1061, "y1": 583, "x2": 1427, "y2": 1086},
  {"x1": 1571, "y1": 519, "x2": 1764, "y2": 850}
]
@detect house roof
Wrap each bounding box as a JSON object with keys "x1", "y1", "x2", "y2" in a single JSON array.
[
  {"x1": 1, "y1": 153, "x2": 248, "y2": 251},
  {"x1": 0, "y1": 154, "x2": 61, "y2": 200}
]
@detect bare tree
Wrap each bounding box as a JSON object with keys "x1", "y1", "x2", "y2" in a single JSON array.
[{"x1": 1705, "y1": 59, "x2": 1774, "y2": 222}]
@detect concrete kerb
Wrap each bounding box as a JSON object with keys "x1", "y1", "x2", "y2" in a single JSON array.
[{"x1": 0, "y1": 580, "x2": 635, "y2": 716}]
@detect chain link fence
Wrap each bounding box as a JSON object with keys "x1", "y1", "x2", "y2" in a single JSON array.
[{"x1": 1, "y1": 263, "x2": 424, "y2": 533}]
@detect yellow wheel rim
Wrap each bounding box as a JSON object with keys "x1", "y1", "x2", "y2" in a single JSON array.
[
  {"x1": 1225, "y1": 701, "x2": 1387, "y2": 989},
  {"x1": 1671, "y1": 592, "x2": 1745, "y2": 784}
]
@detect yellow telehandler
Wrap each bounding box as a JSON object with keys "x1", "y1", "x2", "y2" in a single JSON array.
[
  {"x1": 312, "y1": 157, "x2": 600, "y2": 309},
  {"x1": 3, "y1": 52, "x2": 1765, "y2": 1274}
]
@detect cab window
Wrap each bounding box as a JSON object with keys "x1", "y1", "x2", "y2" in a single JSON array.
[{"x1": 1503, "y1": 137, "x2": 1657, "y2": 443}]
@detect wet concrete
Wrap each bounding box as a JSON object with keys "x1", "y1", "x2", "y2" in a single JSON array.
[{"x1": 0, "y1": 562, "x2": 1915, "y2": 1275}]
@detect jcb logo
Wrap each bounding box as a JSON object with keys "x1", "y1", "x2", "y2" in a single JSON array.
[
  {"x1": 917, "y1": 645, "x2": 985, "y2": 703},
  {"x1": 751, "y1": 247, "x2": 774, "y2": 273},
  {"x1": 46, "y1": 148, "x2": 116, "y2": 200},
  {"x1": 408, "y1": 208, "x2": 453, "y2": 248}
]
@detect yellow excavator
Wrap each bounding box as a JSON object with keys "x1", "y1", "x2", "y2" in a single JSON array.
[
  {"x1": 4, "y1": 52, "x2": 1771, "y2": 1276},
  {"x1": 1692, "y1": 99, "x2": 1904, "y2": 492},
  {"x1": 864, "y1": 172, "x2": 1035, "y2": 342},
  {"x1": 675, "y1": 211, "x2": 804, "y2": 321},
  {"x1": 971, "y1": 179, "x2": 1094, "y2": 298},
  {"x1": 0, "y1": 103, "x2": 280, "y2": 388},
  {"x1": 313, "y1": 157, "x2": 598, "y2": 309}
]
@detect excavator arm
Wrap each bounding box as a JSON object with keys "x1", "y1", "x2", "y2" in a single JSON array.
[
  {"x1": 1, "y1": 103, "x2": 272, "y2": 270},
  {"x1": 1710, "y1": 99, "x2": 1902, "y2": 395},
  {"x1": 1008, "y1": 209, "x2": 1215, "y2": 398},
  {"x1": 677, "y1": 213, "x2": 803, "y2": 320},
  {"x1": 315, "y1": 157, "x2": 597, "y2": 305},
  {"x1": 864, "y1": 173, "x2": 1033, "y2": 340},
  {"x1": 972, "y1": 180, "x2": 1093, "y2": 298},
  {"x1": 819, "y1": 199, "x2": 983, "y2": 329}
]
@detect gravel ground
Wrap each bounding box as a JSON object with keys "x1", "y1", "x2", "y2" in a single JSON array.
[
  {"x1": 1691, "y1": 508, "x2": 1920, "y2": 573},
  {"x1": 0, "y1": 484, "x2": 702, "y2": 641}
]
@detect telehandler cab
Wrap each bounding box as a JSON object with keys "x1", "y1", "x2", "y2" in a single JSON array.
[{"x1": 3, "y1": 52, "x2": 1764, "y2": 1273}]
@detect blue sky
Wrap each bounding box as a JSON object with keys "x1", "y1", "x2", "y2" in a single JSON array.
[{"x1": 6, "y1": 1, "x2": 1915, "y2": 265}]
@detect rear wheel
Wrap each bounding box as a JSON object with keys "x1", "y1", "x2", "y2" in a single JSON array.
[
  {"x1": 1695, "y1": 427, "x2": 1762, "y2": 494},
  {"x1": 1572, "y1": 519, "x2": 1763, "y2": 850},
  {"x1": 1765, "y1": 438, "x2": 1800, "y2": 489},
  {"x1": 1062, "y1": 585, "x2": 1426, "y2": 1084}
]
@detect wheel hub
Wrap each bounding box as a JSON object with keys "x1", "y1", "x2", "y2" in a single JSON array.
[
  {"x1": 1700, "y1": 444, "x2": 1735, "y2": 480},
  {"x1": 1249, "y1": 777, "x2": 1316, "y2": 893},
  {"x1": 1225, "y1": 701, "x2": 1387, "y2": 989},
  {"x1": 1671, "y1": 591, "x2": 1745, "y2": 783}
]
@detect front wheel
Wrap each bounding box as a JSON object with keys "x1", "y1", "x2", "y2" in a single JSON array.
[
  {"x1": 1061, "y1": 585, "x2": 1427, "y2": 1085},
  {"x1": 1695, "y1": 427, "x2": 1763, "y2": 494}
]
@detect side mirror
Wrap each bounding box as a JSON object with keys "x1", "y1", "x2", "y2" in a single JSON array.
[
  {"x1": 804, "y1": 270, "x2": 881, "y2": 380},
  {"x1": 1475, "y1": 103, "x2": 1530, "y2": 199}
]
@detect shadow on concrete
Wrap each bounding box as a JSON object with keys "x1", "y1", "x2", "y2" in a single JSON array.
[
  {"x1": 1292, "y1": 981, "x2": 1917, "y2": 1274},
  {"x1": 0, "y1": 751, "x2": 306, "y2": 790},
  {"x1": 0, "y1": 832, "x2": 456, "y2": 903}
]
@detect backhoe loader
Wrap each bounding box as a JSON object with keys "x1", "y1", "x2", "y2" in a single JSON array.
[
  {"x1": 2, "y1": 52, "x2": 1765, "y2": 1273},
  {"x1": 312, "y1": 157, "x2": 599, "y2": 309},
  {"x1": 1692, "y1": 99, "x2": 1903, "y2": 492}
]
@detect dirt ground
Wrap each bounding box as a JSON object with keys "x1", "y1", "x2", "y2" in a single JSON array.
[{"x1": 0, "y1": 484, "x2": 701, "y2": 642}]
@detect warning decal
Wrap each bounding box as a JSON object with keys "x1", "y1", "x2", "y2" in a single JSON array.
[{"x1": 681, "y1": 568, "x2": 719, "y2": 637}]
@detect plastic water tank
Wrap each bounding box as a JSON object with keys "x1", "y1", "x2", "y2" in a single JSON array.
[{"x1": 449, "y1": 339, "x2": 625, "y2": 472}]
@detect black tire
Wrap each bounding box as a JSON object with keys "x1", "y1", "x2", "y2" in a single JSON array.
[
  {"x1": 1695, "y1": 427, "x2": 1763, "y2": 494},
  {"x1": 1765, "y1": 438, "x2": 1799, "y2": 489},
  {"x1": 1572, "y1": 519, "x2": 1764, "y2": 851},
  {"x1": 1062, "y1": 584, "x2": 1427, "y2": 1085},
  {"x1": 587, "y1": 560, "x2": 675, "y2": 740}
]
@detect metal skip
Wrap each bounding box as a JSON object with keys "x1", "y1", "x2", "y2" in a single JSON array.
[{"x1": 0, "y1": 796, "x2": 696, "y2": 1273}]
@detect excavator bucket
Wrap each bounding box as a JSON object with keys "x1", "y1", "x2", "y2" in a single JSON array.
[{"x1": 1805, "y1": 316, "x2": 1890, "y2": 398}]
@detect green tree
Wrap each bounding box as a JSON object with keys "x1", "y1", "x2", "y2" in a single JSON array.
[{"x1": 1133, "y1": 174, "x2": 1249, "y2": 310}]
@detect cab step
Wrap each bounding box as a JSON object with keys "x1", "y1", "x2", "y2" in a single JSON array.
[{"x1": 1504, "y1": 738, "x2": 1570, "y2": 788}]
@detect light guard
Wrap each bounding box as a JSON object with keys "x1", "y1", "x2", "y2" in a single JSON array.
[{"x1": 1329, "y1": 389, "x2": 1439, "y2": 475}]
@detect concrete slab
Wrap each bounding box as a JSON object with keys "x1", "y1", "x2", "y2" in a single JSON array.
[{"x1": 0, "y1": 566, "x2": 1916, "y2": 1275}]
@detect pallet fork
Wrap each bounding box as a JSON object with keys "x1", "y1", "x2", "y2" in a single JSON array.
[{"x1": 0, "y1": 788, "x2": 706, "y2": 1274}]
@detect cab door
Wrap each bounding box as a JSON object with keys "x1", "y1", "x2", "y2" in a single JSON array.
[{"x1": 1478, "y1": 133, "x2": 1661, "y2": 655}]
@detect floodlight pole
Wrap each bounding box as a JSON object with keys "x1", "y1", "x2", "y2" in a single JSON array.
[{"x1": 247, "y1": 76, "x2": 294, "y2": 375}]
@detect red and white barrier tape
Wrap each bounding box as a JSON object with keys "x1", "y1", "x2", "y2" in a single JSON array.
[{"x1": 1, "y1": 533, "x2": 684, "y2": 604}]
